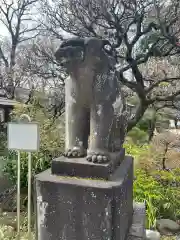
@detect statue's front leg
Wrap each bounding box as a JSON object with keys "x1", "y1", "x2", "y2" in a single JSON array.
[
  {"x1": 65, "y1": 101, "x2": 88, "y2": 158},
  {"x1": 87, "y1": 102, "x2": 114, "y2": 163}
]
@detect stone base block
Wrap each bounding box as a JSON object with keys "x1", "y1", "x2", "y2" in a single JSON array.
[
  {"x1": 51, "y1": 148, "x2": 125, "y2": 180},
  {"x1": 35, "y1": 156, "x2": 133, "y2": 240},
  {"x1": 127, "y1": 202, "x2": 146, "y2": 240}
]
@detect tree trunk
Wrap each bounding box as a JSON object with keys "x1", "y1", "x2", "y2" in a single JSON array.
[
  {"x1": 162, "y1": 145, "x2": 168, "y2": 170},
  {"x1": 148, "y1": 111, "x2": 157, "y2": 142},
  {"x1": 127, "y1": 100, "x2": 148, "y2": 132},
  {"x1": 175, "y1": 119, "x2": 178, "y2": 129}
]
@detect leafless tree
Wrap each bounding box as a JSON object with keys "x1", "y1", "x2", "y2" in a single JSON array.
[
  {"x1": 18, "y1": 36, "x2": 66, "y2": 90},
  {"x1": 152, "y1": 130, "x2": 180, "y2": 169},
  {"x1": 39, "y1": 0, "x2": 180, "y2": 130},
  {"x1": 0, "y1": 0, "x2": 40, "y2": 98},
  {"x1": 16, "y1": 36, "x2": 66, "y2": 117}
]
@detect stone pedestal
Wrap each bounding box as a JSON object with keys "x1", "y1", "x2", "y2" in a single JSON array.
[
  {"x1": 35, "y1": 154, "x2": 135, "y2": 240},
  {"x1": 51, "y1": 148, "x2": 125, "y2": 180}
]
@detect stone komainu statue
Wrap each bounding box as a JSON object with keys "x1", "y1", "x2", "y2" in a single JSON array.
[{"x1": 55, "y1": 37, "x2": 127, "y2": 164}]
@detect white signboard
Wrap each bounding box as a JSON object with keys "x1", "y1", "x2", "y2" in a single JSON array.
[{"x1": 8, "y1": 122, "x2": 39, "y2": 152}]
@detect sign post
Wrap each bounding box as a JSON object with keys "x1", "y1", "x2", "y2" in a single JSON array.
[
  {"x1": 7, "y1": 114, "x2": 39, "y2": 239},
  {"x1": 28, "y1": 151, "x2": 32, "y2": 238},
  {"x1": 17, "y1": 150, "x2": 21, "y2": 238}
]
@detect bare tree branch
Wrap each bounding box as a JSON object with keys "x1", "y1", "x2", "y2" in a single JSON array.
[{"x1": 0, "y1": 0, "x2": 40, "y2": 97}]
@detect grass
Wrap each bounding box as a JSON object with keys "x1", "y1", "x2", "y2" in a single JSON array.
[
  {"x1": 0, "y1": 226, "x2": 34, "y2": 240},
  {"x1": 161, "y1": 237, "x2": 177, "y2": 240},
  {"x1": 0, "y1": 211, "x2": 35, "y2": 239}
]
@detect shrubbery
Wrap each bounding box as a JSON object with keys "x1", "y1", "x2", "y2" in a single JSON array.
[
  {"x1": 125, "y1": 141, "x2": 180, "y2": 229},
  {"x1": 134, "y1": 169, "x2": 180, "y2": 228},
  {"x1": 2, "y1": 97, "x2": 65, "y2": 188},
  {"x1": 134, "y1": 169, "x2": 162, "y2": 229},
  {"x1": 124, "y1": 142, "x2": 149, "y2": 168},
  {"x1": 126, "y1": 127, "x2": 148, "y2": 145}
]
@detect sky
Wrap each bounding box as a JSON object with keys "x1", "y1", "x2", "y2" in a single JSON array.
[
  {"x1": 0, "y1": 24, "x2": 9, "y2": 37},
  {"x1": 0, "y1": 0, "x2": 40, "y2": 38}
]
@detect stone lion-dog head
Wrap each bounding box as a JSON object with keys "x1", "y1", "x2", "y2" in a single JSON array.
[{"x1": 55, "y1": 37, "x2": 115, "y2": 72}]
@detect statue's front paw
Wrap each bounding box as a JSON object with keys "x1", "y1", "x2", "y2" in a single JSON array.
[
  {"x1": 86, "y1": 152, "x2": 109, "y2": 164},
  {"x1": 64, "y1": 147, "x2": 86, "y2": 158}
]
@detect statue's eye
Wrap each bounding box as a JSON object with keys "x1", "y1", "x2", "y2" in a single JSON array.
[{"x1": 104, "y1": 44, "x2": 111, "y2": 51}]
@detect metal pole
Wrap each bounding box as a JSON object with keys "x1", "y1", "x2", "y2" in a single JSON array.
[
  {"x1": 17, "y1": 150, "x2": 21, "y2": 239},
  {"x1": 28, "y1": 152, "x2": 32, "y2": 239},
  {"x1": 19, "y1": 114, "x2": 32, "y2": 238}
]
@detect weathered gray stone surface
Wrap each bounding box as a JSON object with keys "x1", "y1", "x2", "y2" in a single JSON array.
[
  {"x1": 35, "y1": 156, "x2": 133, "y2": 240},
  {"x1": 51, "y1": 148, "x2": 125, "y2": 179},
  {"x1": 127, "y1": 202, "x2": 146, "y2": 240},
  {"x1": 55, "y1": 37, "x2": 127, "y2": 164},
  {"x1": 156, "y1": 219, "x2": 180, "y2": 235}
]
